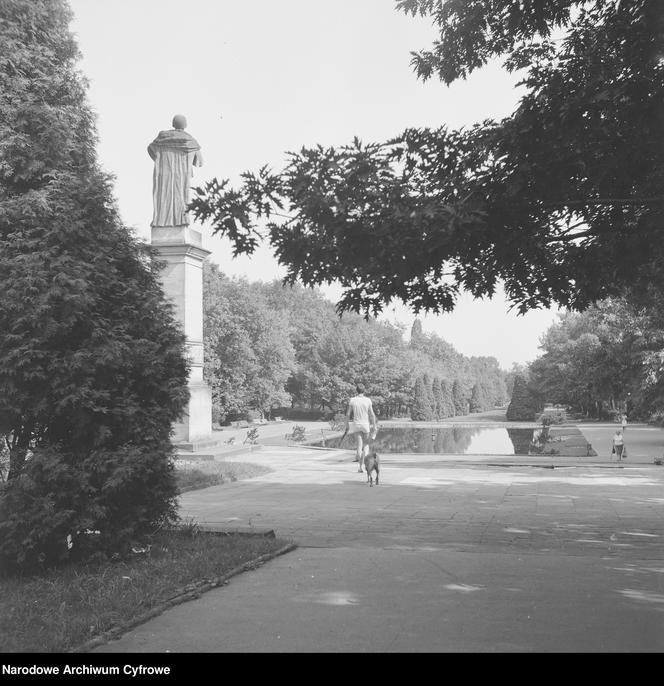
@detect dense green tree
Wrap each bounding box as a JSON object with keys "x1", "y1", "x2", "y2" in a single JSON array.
[
  {"x1": 0, "y1": 0, "x2": 188, "y2": 569},
  {"x1": 529, "y1": 298, "x2": 662, "y2": 418},
  {"x1": 190, "y1": 0, "x2": 663, "y2": 317},
  {"x1": 410, "y1": 376, "x2": 432, "y2": 421},
  {"x1": 469, "y1": 357, "x2": 509, "y2": 408},
  {"x1": 438, "y1": 379, "x2": 455, "y2": 418},
  {"x1": 410, "y1": 319, "x2": 425, "y2": 347},
  {"x1": 505, "y1": 363, "x2": 531, "y2": 399},
  {"x1": 431, "y1": 377, "x2": 443, "y2": 420},
  {"x1": 422, "y1": 372, "x2": 435, "y2": 419},
  {"x1": 469, "y1": 383, "x2": 485, "y2": 413},
  {"x1": 203, "y1": 265, "x2": 294, "y2": 420},
  {"x1": 506, "y1": 375, "x2": 543, "y2": 421},
  {"x1": 452, "y1": 379, "x2": 466, "y2": 417},
  {"x1": 0, "y1": 0, "x2": 188, "y2": 471}
]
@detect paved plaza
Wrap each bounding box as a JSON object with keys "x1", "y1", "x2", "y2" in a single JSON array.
[{"x1": 96, "y1": 420, "x2": 664, "y2": 653}]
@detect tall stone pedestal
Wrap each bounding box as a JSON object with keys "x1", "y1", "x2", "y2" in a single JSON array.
[{"x1": 151, "y1": 225, "x2": 213, "y2": 450}]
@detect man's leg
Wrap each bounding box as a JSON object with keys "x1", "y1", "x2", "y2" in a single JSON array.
[
  {"x1": 354, "y1": 433, "x2": 363, "y2": 464},
  {"x1": 358, "y1": 432, "x2": 369, "y2": 471}
]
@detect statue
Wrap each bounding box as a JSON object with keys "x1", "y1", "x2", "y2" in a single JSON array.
[{"x1": 148, "y1": 114, "x2": 203, "y2": 227}]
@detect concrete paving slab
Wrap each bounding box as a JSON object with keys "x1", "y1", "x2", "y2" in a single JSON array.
[
  {"x1": 95, "y1": 545, "x2": 664, "y2": 653},
  {"x1": 94, "y1": 434, "x2": 664, "y2": 653}
]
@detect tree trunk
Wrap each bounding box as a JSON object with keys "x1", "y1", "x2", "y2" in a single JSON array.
[{"x1": 7, "y1": 447, "x2": 28, "y2": 481}]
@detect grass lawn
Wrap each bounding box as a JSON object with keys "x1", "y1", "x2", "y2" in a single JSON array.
[
  {"x1": 175, "y1": 460, "x2": 272, "y2": 493},
  {"x1": 0, "y1": 528, "x2": 292, "y2": 653}
]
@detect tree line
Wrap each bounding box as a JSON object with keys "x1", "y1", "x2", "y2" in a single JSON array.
[
  {"x1": 524, "y1": 296, "x2": 664, "y2": 421},
  {"x1": 203, "y1": 263, "x2": 509, "y2": 423}
]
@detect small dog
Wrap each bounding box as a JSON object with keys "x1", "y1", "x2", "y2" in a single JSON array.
[{"x1": 363, "y1": 450, "x2": 380, "y2": 487}]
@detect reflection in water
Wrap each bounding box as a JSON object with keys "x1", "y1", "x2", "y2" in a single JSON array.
[
  {"x1": 315, "y1": 427, "x2": 539, "y2": 455},
  {"x1": 507, "y1": 428, "x2": 534, "y2": 456}
]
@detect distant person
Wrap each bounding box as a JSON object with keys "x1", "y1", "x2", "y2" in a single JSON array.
[
  {"x1": 345, "y1": 383, "x2": 377, "y2": 472},
  {"x1": 621, "y1": 413, "x2": 628, "y2": 433},
  {"x1": 612, "y1": 430, "x2": 626, "y2": 461}
]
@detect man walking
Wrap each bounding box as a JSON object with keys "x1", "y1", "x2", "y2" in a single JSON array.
[
  {"x1": 612, "y1": 429, "x2": 626, "y2": 461},
  {"x1": 345, "y1": 383, "x2": 377, "y2": 472}
]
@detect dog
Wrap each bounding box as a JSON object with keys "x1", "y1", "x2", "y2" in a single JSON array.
[{"x1": 363, "y1": 450, "x2": 380, "y2": 487}]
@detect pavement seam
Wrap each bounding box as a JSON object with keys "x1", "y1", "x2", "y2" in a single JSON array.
[{"x1": 70, "y1": 541, "x2": 298, "y2": 654}]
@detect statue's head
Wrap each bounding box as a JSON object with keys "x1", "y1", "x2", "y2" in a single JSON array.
[{"x1": 172, "y1": 114, "x2": 187, "y2": 130}]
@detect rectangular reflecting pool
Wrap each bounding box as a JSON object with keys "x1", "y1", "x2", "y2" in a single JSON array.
[{"x1": 313, "y1": 427, "x2": 549, "y2": 456}]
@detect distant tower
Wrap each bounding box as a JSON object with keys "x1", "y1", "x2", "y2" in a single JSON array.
[{"x1": 148, "y1": 115, "x2": 213, "y2": 450}]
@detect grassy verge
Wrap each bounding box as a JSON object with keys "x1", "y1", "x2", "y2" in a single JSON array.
[
  {"x1": 176, "y1": 461, "x2": 272, "y2": 493},
  {"x1": 540, "y1": 426, "x2": 596, "y2": 456},
  {"x1": 0, "y1": 528, "x2": 291, "y2": 653}
]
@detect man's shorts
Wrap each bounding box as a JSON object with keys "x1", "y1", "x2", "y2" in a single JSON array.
[{"x1": 348, "y1": 421, "x2": 370, "y2": 438}]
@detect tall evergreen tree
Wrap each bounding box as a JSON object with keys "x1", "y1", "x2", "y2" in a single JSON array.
[
  {"x1": 410, "y1": 318, "x2": 425, "y2": 347},
  {"x1": 469, "y1": 383, "x2": 485, "y2": 413},
  {"x1": 422, "y1": 372, "x2": 435, "y2": 420},
  {"x1": 506, "y1": 375, "x2": 543, "y2": 421},
  {"x1": 452, "y1": 379, "x2": 466, "y2": 417},
  {"x1": 431, "y1": 377, "x2": 443, "y2": 420},
  {"x1": 0, "y1": 0, "x2": 188, "y2": 570},
  {"x1": 439, "y1": 379, "x2": 454, "y2": 418},
  {"x1": 410, "y1": 376, "x2": 432, "y2": 421}
]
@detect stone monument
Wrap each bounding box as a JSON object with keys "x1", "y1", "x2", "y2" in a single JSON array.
[{"x1": 149, "y1": 115, "x2": 214, "y2": 450}]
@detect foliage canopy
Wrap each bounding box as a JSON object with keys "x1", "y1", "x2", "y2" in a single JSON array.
[
  {"x1": 0, "y1": 0, "x2": 189, "y2": 570},
  {"x1": 191, "y1": 0, "x2": 664, "y2": 317}
]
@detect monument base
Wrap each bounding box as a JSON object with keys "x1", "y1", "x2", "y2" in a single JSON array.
[{"x1": 172, "y1": 382, "x2": 214, "y2": 449}]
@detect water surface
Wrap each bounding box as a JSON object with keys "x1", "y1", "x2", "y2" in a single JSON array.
[{"x1": 315, "y1": 427, "x2": 540, "y2": 455}]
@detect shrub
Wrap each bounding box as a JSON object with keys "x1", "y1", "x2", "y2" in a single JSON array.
[
  {"x1": 211, "y1": 406, "x2": 225, "y2": 426},
  {"x1": 649, "y1": 411, "x2": 664, "y2": 427},
  {"x1": 290, "y1": 425, "x2": 307, "y2": 442},
  {"x1": 0, "y1": 443, "x2": 178, "y2": 574},
  {"x1": 79, "y1": 443, "x2": 178, "y2": 554},
  {"x1": 538, "y1": 409, "x2": 567, "y2": 425},
  {"x1": 244, "y1": 428, "x2": 260, "y2": 444},
  {"x1": 0, "y1": 447, "x2": 85, "y2": 572}
]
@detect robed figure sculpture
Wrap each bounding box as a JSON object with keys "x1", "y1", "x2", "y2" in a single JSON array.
[{"x1": 148, "y1": 114, "x2": 203, "y2": 228}]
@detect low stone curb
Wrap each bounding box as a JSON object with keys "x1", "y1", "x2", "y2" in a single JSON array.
[
  {"x1": 70, "y1": 540, "x2": 297, "y2": 653},
  {"x1": 198, "y1": 525, "x2": 276, "y2": 537}
]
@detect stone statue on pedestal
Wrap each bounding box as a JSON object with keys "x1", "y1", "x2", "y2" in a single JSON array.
[
  {"x1": 148, "y1": 114, "x2": 203, "y2": 228},
  {"x1": 148, "y1": 115, "x2": 213, "y2": 450}
]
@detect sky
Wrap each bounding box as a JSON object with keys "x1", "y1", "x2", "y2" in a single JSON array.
[{"x1": 68, "y1": 0, "x2": 561, "y2": 369}]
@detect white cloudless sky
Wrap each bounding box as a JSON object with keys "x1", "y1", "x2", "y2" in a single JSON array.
[{"x1": 68, "y1": 0, "x2": 560, "y2": 368}]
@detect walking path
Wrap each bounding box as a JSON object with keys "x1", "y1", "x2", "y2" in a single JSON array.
[{"x1": 95, "y1": 417, "x2": 664, "y2": 653}]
